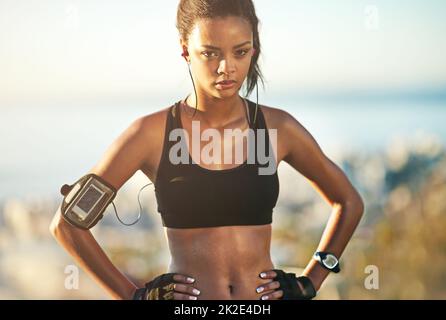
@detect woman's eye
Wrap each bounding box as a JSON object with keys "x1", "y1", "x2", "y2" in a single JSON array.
[
  {"x1": 202, "y1": 50, "x2": 249, "y2": 58},
  {"x1": 202, "y1": 51, "x2": 218, "y2": 58},
  {"x1": 236, "y1": 49, "x2": 249, "y2": 56}
]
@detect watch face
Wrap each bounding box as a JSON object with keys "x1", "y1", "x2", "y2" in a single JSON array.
[{"x1": 323, "y1": 254, "x2": 338, "y2": 269}]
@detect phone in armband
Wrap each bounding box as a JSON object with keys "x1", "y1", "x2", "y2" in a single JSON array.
[{"x1": 60, "y1": 174, "x2": 117, "y2": 230}]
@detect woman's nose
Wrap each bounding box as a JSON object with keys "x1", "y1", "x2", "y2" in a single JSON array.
[{"x1": 217, "y1": 58, "x2": 236, "y2": 75}]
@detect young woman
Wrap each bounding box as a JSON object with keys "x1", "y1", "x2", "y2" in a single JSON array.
[{"x1": 50, "y1": 0, "x2": 364, "y2": 300}]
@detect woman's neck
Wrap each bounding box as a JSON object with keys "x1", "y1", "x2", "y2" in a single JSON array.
[{"x1": 183, "y1": 92, "x2": 245, "y2": 128}]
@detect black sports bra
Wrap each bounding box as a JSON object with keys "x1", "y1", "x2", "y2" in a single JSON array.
[{"x1": 154, "y1": 98, "x2": 279, "y2": 228}]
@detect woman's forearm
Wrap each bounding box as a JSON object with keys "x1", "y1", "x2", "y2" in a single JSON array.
[
  {"x1": 302, "y1": 199, "x2": 364, "y2": 291},
  {"x1": 50, "y1": 207, "x2": 138, "y2": 300}
]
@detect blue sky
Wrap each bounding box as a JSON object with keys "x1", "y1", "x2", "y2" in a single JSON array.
[{"x1": 1, "y1": 0, "x2": 445, "y2": 106}]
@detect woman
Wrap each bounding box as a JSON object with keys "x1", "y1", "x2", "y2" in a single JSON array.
[{"x1": 50, "y1": 0, "x2": 364, "y2": 300}]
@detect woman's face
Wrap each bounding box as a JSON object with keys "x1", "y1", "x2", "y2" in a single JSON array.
[{"x1": 182, "y1": 16, "x2": 255, "y2": 98}]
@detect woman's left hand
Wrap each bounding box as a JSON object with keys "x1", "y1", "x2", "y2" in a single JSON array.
[
  {"x1": 255, "y1": 269, "x2": 283, "y2": 300},
  {"x1": 255, "y1": 269, "x2": 312, "y2": 300}
]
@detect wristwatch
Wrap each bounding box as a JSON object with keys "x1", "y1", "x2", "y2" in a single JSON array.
[{"x1": 313, "y1": 251, "x2": 340, "y2": 273}]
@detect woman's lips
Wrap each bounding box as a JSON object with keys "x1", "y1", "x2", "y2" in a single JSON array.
[{"x1": 215, "y1": 80, "x2": 236, "y2": 90}]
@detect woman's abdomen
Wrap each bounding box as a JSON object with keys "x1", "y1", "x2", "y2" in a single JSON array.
[{"x1": 165, "y1": 225, "x2": 276, "y2": 300}]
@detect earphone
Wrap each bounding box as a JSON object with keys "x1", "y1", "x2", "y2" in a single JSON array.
[{"x1": 181, "y1": 47, "x2": 190, "y2": 62}]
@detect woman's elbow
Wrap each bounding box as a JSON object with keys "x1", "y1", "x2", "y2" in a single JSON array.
[
  {"x1": 342, "y1": 192, "x2": 365, "y2": 218},
  {"x1": 351, "y1": 193, "x2": 365, "y2": 218},
  {"x1": 49, "y1": 211, "x2": 61, "y2": 238},
  {"x1": 49, "y1": 206, "x2": 69, "y2": 239}
]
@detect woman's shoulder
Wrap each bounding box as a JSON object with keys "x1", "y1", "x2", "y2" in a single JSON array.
[
  {"x1": 261, "y1": 106, "x2": 321, "y2": 168},
  {"x1": 257, "y1": 103, "x2": 297, "y2": 131},
  {"x1": 122, "y1": 104, "x2": 176, "y2": 178},
  {"x1": 87, "y1": 104, "x2": 175, "y2": 189},
  {"x1": 119, "y1": 104, "x2": 174, "y2": 156},
  {"x1": 138, "y1": 104, "x2": 172, "y2": 127},
  {"x1": 257, "y1": 103, "x2": 314, "y2": 154},
  {"x1": 130, "y1": 104, "x2": 175, "y2": 138}
]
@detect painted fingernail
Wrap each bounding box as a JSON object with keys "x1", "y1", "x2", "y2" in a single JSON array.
[
  {"x1": 193, "y1": 288, "x2": 200, "y2": 295},
  {"x1": 260, "y1": 272, "x2": 267, "y2": 278},
  {"x1": 189, "y1": 296, "x2": 197, "y2": 300},
  {"x1": 256, "y1": 287, "x2": 264, "y2": 293},
  {"x1": 187, "y1": 277, "x2": 195, "y2": 283},
  {"x1": 261, "y1": 295, "x2": 269, "y2": 300}
]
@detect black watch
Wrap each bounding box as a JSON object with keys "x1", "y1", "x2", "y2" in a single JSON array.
[{"x1": 313, "y1": 251, "x2": 340, "y2": 273}]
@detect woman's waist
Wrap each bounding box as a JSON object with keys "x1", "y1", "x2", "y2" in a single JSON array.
[
  {"x1": 168, "y1": 253, "x2": 274, "y2": 274},
  {"x1": 167, "y1": 258, "x2": 275, "y2": 300},
  {"x1": 168, "y1": 243, "x2": 273, "y2": 273}
]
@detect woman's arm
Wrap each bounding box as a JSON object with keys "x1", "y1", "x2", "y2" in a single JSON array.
[
  {"x1": 281, "y1": 111, "x2": 365, "y2": 291},
  {"x1": 49, "y1": 116, "x2": 153, "y2": 299},
  {"x1": 50, "y1": 208, "x2": 138, "y2": 299}
]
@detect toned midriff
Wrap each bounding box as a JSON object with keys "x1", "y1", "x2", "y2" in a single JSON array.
[{"x1": 166, "y1": 224, "x2": 276, "y2": 300}]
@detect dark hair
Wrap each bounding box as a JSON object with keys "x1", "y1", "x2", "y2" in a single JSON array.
[{"x1": 176, "y1": 0, "x2": 264, "y2": 97}]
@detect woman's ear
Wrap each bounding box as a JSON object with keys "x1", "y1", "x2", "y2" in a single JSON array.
[
  {"x1": 179, "y1": 39, "x2": 190, "y2": 62},
  {"x1": 181, "y1": 47, "x2": 189, "y2": 63}
]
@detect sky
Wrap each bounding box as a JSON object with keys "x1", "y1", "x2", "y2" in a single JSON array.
[{"x1": 1, "y1": 0, "x2": 445, "y2": 106}]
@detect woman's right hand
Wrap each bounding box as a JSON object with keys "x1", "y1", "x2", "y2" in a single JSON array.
[
  {"x1": 134, "y1": 273, "x2": 201, "y2": 300},
  {"x1": 170, "y1": 274, "x2": 201, "y2": 300}
]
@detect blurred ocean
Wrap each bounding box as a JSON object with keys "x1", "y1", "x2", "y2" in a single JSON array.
[
  {"x1": 1, "y1": 99, "x2": 445, "y2": 201},
  {"x1": 1, "y1": 97, "x2": 446, "y2": 299}
]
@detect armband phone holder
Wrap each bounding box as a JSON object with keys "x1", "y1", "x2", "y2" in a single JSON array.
[{"x1": 60, "y1": 174, "x2": 117, "y2": 229}]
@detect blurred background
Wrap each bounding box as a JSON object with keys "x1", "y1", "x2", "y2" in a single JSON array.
[{"x1": 1, "y1": 0, "x2": 445, "y2": 299}]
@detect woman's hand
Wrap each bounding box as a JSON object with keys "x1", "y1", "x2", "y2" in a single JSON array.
[
  {"x1": 134, "y1": 273, "x2": 201, "y2": 300},
  {"x1": 256, "y1": 269, "x2": 316, "y2": 300},
  {"x1": 169, "y1": 274, "x2": 201, "y2": 300},
  {"x1": 255, "y1": 269, "x2": 284, "y2": 300}
]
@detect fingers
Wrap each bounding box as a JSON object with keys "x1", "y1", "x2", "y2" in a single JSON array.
[
  {"x1": 173, "y1": 273, "x2": 196, "y2": 284},
  {"x1": 171, "y1": 274, "x2": 200, "y2": 300},
  {"x1": 173, "y1": 283, "x2": 201, "y2": 297},
  {"x1": 173, "y1": 292, "x2": 199, "y2": 300},
  {"x1": 256, "y1": 281, "x2": 281, "y2": 294},
  {"x1": 259, "y1": 270, "x2": 277, "y2": 280},
  {"x1": 259, "y1": 289, "x2": 284, "y2": 300},
  {"x1": 258, "y1": 271, "x2": 282, "y2": 300}
]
